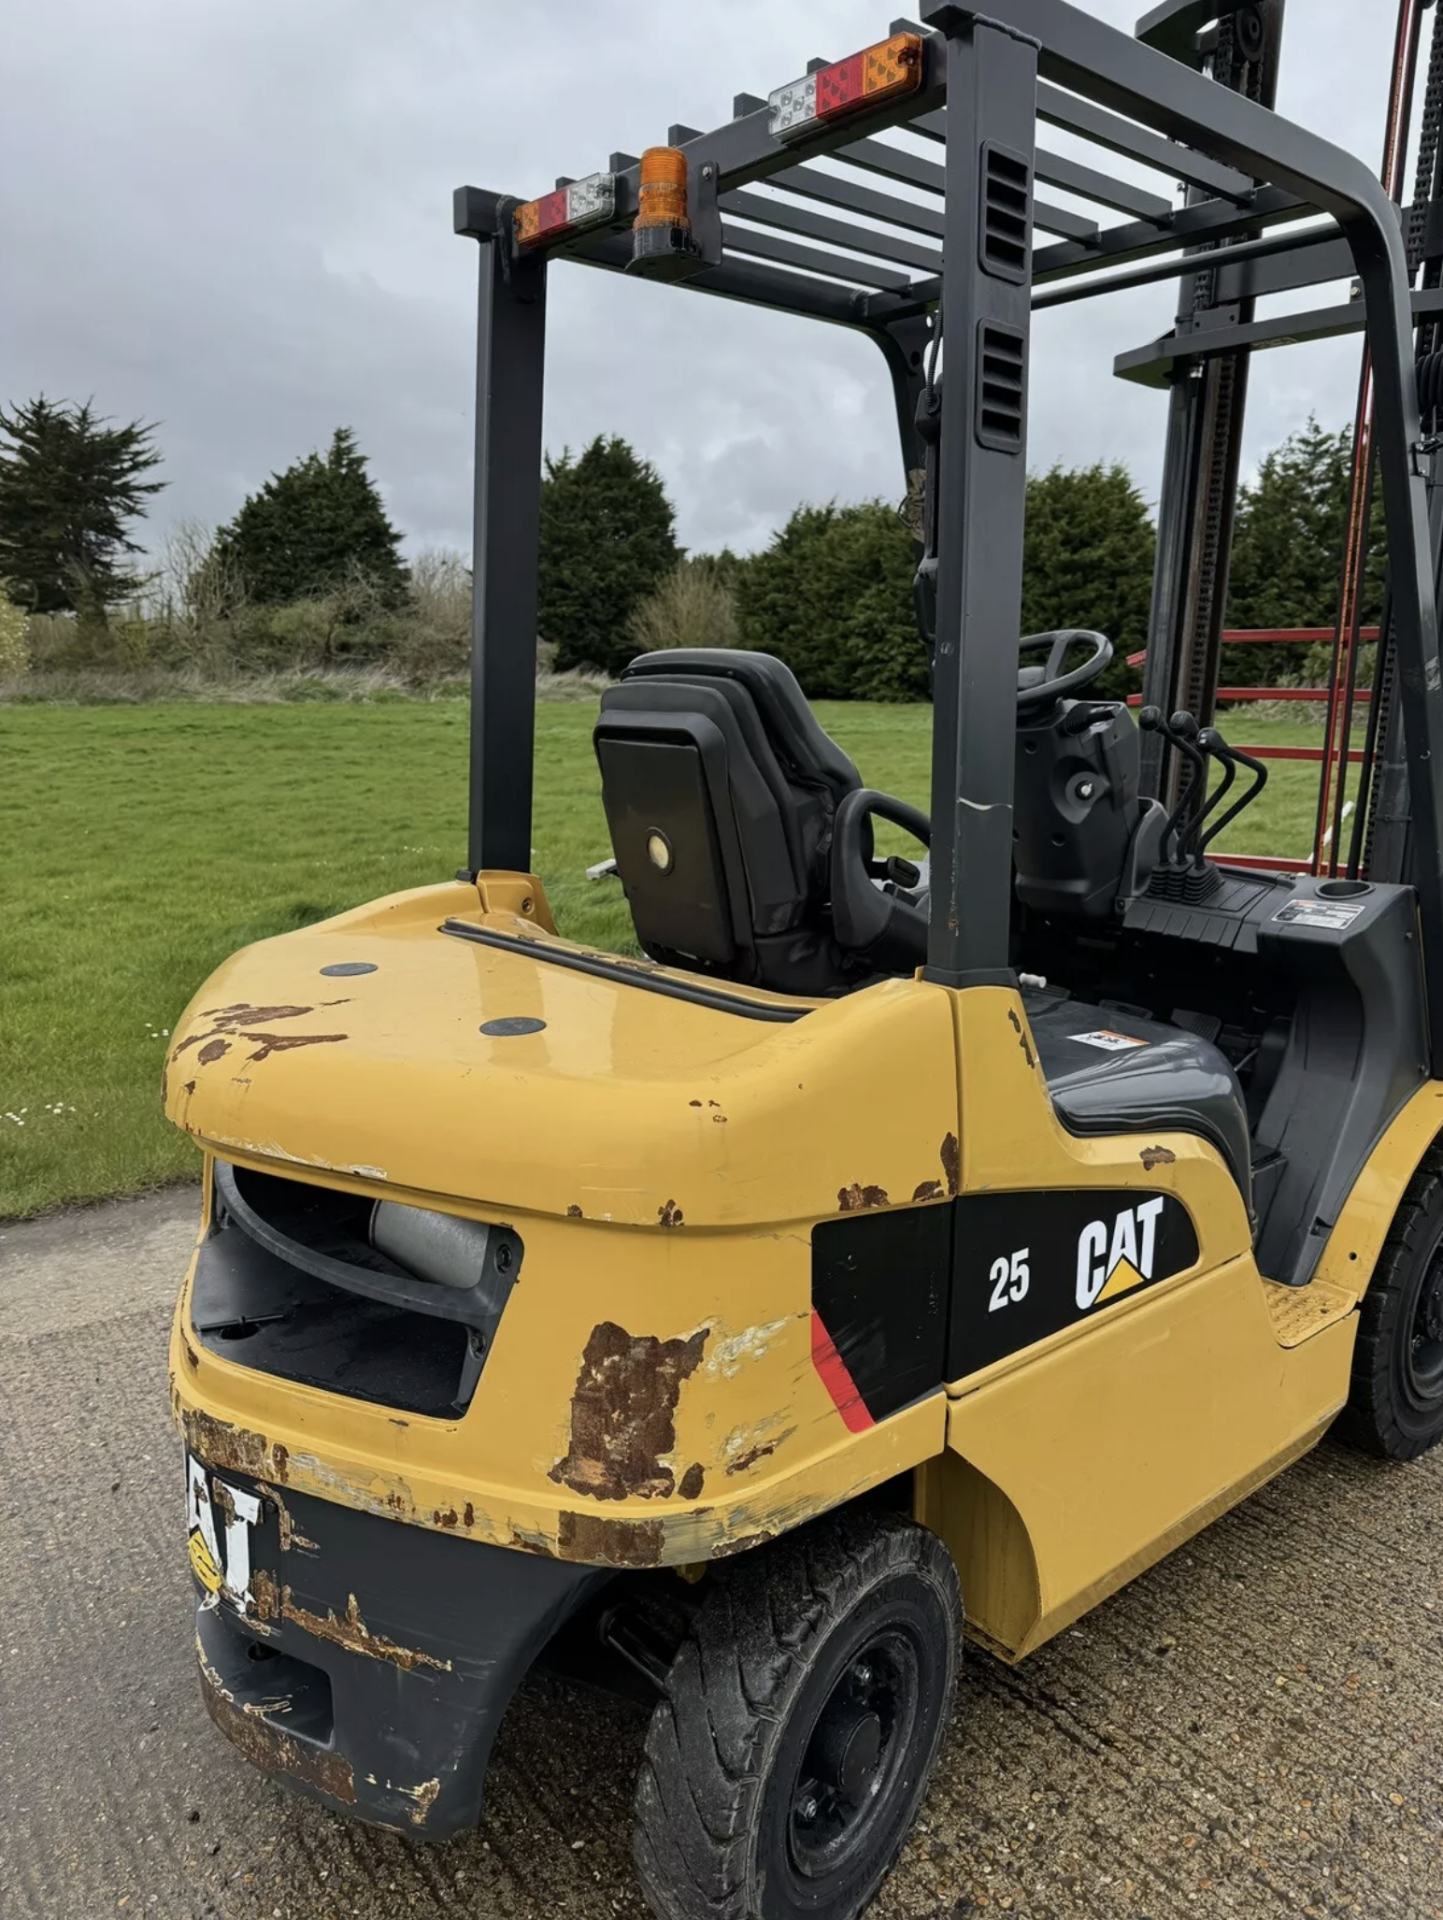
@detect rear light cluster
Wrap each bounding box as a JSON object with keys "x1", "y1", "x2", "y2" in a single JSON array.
[
  {"x1": 768, "y1": 32, "x2": 924, "y2": 139},
  {"x1": 513, "y1": 171, "x2": 616, "y2": 250},
  {"x1": 512, "y1": 30, "x2": 926, "y2": 256}
]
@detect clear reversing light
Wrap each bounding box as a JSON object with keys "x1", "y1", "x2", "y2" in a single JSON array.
[{"x1": 767, "y1": 33, "x2": 924, "y2": 141}]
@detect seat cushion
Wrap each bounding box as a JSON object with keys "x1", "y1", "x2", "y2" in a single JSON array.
[{"x1": 1024, "y1": 993, "x2": 1252, "y2": 1211}]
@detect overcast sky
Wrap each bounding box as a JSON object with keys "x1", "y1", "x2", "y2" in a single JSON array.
[{"x1": 0, "y1": 0, "x2": 1406, "y2": 561}]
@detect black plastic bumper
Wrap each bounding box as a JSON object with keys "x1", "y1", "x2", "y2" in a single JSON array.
[{"x1": 190, "y1": 1470, "x2": 608, "y2": 1838}]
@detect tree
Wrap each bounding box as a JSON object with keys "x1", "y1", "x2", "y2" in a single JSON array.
[
  {"x1": 734, "y1": 502, "x2": 927, "y2": 701},
  {"x1": 213, "y1": 426, "x2": 407, "y2": 607},
  {"x1": 629, "y1": 558, "x2": 739, "y2": 653},
  {"x1": 1225, "y1": 416, "x2": 1385, "y2": 685},
  {"x1": 0, "y1": 396, "x2": 165, "y2": 620},
  {"x1": 540, "y1": 435, "x2": 680, "y2": 672},
  {"x1": 1021, "y1": 462, "x2": 1156, "y2": 698}
]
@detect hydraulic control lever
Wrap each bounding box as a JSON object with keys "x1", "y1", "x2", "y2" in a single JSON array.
[
  {"x1": 1196, "y1": 730, "x2": 1270, "y2": 856},
  {"x1": 1138, "y1": 706, "x2": 1210, "y2": 868}
]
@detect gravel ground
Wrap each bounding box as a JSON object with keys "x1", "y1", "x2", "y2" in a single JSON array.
[{"x1": 2, "y1": 1189, "x2": 1441, "y2": 1920}]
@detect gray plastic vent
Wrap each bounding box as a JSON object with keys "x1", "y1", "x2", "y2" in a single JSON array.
[{"x1": 980, "y1": 142, "x2": 1031, "y2": 282}]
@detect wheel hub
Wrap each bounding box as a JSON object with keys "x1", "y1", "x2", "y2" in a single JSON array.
[{"x1": 813, "y1": 1703, "x2": 883, "y2": 1802}]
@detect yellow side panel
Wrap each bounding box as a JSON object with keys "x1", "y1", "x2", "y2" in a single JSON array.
[
  {"x1": 1313, "y1": 1078, "x2": 1443, "y2": 1304},
  {"x1": 942, "y1": 1253, "x2": 1352, "y2": 1657}
]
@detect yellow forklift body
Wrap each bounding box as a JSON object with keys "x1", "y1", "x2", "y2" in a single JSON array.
[{"x1": 168, "y1": 882, "x2": 1440, "y2": 1629}]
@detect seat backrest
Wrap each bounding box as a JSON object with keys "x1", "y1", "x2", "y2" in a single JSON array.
[{"x1": 594, "y1": 650, "x2": 862, "y2": 994}]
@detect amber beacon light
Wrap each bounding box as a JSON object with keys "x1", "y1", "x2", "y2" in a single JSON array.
[{"x1": 628, "y1": 145, "x2": 700, "y2": 277}]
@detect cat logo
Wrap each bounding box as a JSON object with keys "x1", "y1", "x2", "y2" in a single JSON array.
[
  {"x1": 1075, "y1": 1196, "x2": 1167, "y2": 1312},
  {"x1": 185, "y1": 1453, "x2": 261, "y2": 1610}
]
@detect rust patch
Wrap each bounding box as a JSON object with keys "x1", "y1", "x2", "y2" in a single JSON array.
[
  {"x1": 677, "y1": 1462, "x2": 705, "y2": 1502},
  {"x1": 1007, "y1": 1006, "x2": 1037, "y2": 1069},
  {"x1": 434, "y1": 1507, "x2": 459, "y2": 1529},
  {"x1": 196, "y1": 1037, "x2": 231, "y2": 1067},
  {"x1": 242, "y1": 1031, "x2": 348, "y2": 1063},
  {"x1": 657, "y1": 1198, "x2": 685, "y2": 1228},
  {"x1": 550, "y1": 1321, "x2": 708, "y2": 1501},
  {"x1": 941, "y1": 1132, "x2": 961, "y2": 1198},
  {"x1": 180, "y1": 1335, "x2": 201, "y2": 1375},
  {"x1": 710, "y1": 1530, "x2": 773, "y2": 1559},
  {"x1": 557, "y1": 1510, "x2": 665, "y2": 1568},
  {"x1": 180, "y1": 1407, "x2": 288, "y2": 1484},
  {"x1": 566, "y1": 1203, "x2": 584, "y2": 1219},
  {"x1": 1140, "y1": 1144, "x2": 1177, "y2": 1170},
  {"x1": 251, "y1": 1568, "x2": 280, "y2": 1623},
  {"x1": 726, "y1": 1441, "x2": 779, "y2": 1475},
  {"x1": 838, "y1": 1182, "x2": 889, "y2": 1212},
  {"x1": 911, "y1": 1179, "x2": 944, "y2": 1203},
  {"x1": 688, "y1": 1099, "x2": 703, "y2": 1108},
  {"x1": 200, "y1": 1650, "x2": 356, "y2": 1804},
  {"x1": 182, "y1": 1079, "x2": 197, "y2": 1097},
  {"x1": 279, "y1": 1589, "x2": 452, "y2": 1673},
  {"x1": 463, "y1": 1502, "x2": 475, "y2": 1529},
  {"x1": 507, "y1": 1525, "x2": 554, "y2": 1557},
  {"x1": 401, "y1": 1777, "x2": 441, "y2": 1828},
  {"x1": 270, "y1": 1489, "x2": 317, "y2": 1553}
]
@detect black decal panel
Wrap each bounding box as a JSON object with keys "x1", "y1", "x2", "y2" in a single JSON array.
[
  {"x1": 812, "y1": 1206, "x2": 951, "y2": 1421},
  {"x1": 948, "y1": 1189, "x2": 1199, "y2": 1377}
]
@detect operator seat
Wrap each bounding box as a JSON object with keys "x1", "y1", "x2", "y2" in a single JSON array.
[{"x1": 593, "y1": 649, "x2": 866, "y2": 996}]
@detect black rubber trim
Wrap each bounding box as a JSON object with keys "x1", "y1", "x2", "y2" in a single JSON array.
[
  {"x1": 213, "y1": 1160, "x2": 498, "y2": 1330},
  {"x1": 440, "y1": 920, "x2": 813, "y2": 1023}
]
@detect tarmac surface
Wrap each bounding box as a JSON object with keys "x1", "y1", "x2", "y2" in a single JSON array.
[{"x1": 2, "y1": 1188, "x2": 1442, "y2": 1920}]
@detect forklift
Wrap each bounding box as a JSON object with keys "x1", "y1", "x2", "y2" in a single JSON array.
[{"x1": 167, "y1": 2, "x2": 1443, "y2": 1915}]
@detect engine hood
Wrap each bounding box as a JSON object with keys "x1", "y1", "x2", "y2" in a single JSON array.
[{"x1": 163, "y1": 880, "x2": 962, "y2": 1229}]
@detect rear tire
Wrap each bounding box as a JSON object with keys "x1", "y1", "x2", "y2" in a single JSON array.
[
  {"x1": 1339, "y1": 1147, "x2": 1443, "y2": 1460},
  {"x1": 632, "y1": 1509, "x2": 960, "y2": 1920}
]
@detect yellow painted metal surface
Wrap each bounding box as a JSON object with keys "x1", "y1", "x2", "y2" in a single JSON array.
[
  {"x1": 926, "y1": 989, "x2": 1354, "y2": 1659},
  {"x1": 164, "y1": 900, "x2": 1440, "y2": 1630},
  {"x1": 167, "y1": 881, "x2": 956, "y2": 1567},
  {"x1": 1311, "y1": 1076, "x2": 1443, "y2": 1305}
]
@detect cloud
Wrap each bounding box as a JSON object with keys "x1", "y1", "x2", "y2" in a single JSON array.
[{"x1": 0, "y1": 0, "x2": 1405, "y2": 558}]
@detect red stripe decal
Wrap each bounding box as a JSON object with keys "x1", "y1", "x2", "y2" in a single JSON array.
[{"x1": 810, "y1": 1310, "x2": 875, "y2": 1433}]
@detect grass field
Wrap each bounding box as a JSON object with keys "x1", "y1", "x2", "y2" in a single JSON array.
[{"x1": 0, "y1": 699, "x2": 1350, "y2": 1218}]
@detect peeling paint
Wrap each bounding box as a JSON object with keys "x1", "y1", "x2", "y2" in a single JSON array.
[
  {"x1": 399, "y1": 1776, "x2": 441, "y2": 1828},
  {"x1": 557, "y1": 1510, "x2": 666, "y2": 1567},
  {"x1": 724, "y1": 1431, "x2": 795, "y2": 1475},
  {"x1": 550, "y1": 1321, "x2": 708, "y2": 1501},
  {"x1": 941, "y1": 1131, "x2": 961, "y2": 1198},
  {"x1": 657, "y1": 1198, "x2": 685, "y2": 1228},
  {"x1": 197, "y1": 1038, "x2": 231, "y2": 1067},
  {"x1": 1006, "y1": 1006, "x2": 1036, "y2": 1069},
  {"x1": 705, "y1": 1317, "x2": 794, "y2": 1379},
  {"x1": 198, "y1": 1642, "x2": 356, "y2": 1805},
  {"x1": 838, "y1": 1182, "x2": 889, "y2": 1212},
  {"x1": 677, "y1": 1462, "x2": 705, "y2": 1502},
  {"x1": 278, "y1": 1589, "x2": 453, "y2": 1673},
  {"x1": 1140, "y1": 1144, "x2": 1177, "y2": 1170},
  {"x1": 566, "y1": 1204, "x2": 583, "y2": 1219},
  {"x1": 912, "y1": 1179, "x2": 945, "y2": 1202},
  {"x1": 180, "y1": 1407, "x2": 289, "y2": 1485}
]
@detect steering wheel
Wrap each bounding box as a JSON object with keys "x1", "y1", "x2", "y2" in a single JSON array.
[
  {"x1": 1016, "y1": 629, "x2": 1113, "y2": 713},
  {"x1": 830, "y1": 788, "x2": 930, "y2": 972}
]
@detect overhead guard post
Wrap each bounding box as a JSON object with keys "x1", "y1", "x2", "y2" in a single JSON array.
[
  {"x1": 922, "y1": 14, "x2": 1037, "y2": 987},
  {"x1": 460, "y1": 218, "x2": 548, "y2": 877},
  {"x1": 928, "y1": 0, "x2": 1443, "y2": 1068}
]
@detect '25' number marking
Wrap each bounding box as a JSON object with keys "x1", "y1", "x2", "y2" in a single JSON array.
[{"x1": 988, "y1": 1247, "x2": 1030, "y2": 1312}]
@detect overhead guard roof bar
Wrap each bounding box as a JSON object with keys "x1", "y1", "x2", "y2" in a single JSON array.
[{"x1": 454, "y1": 0, "x2": 1443, "y2": 1064}]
